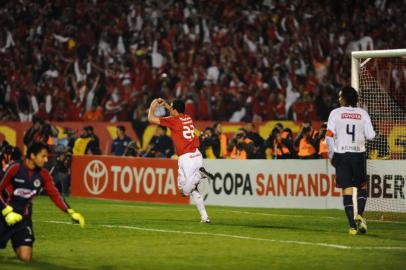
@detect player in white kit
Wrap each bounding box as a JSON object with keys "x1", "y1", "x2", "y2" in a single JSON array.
[
  {"x1": 148, "y1": 98, "x2": 213, "y2": 223},
  {"x1": 326, "y1": 86, "x2": 376, "y2": 235}
]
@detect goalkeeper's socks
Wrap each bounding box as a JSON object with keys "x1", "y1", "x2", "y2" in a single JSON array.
[
  {"x1": 191, "y1": 190, "x2": 209, "y2": 220},
  {"x1": 357, "y1": 188, "x2": 368, "y2": 216},
  {"x1": 343, "y1": 195, "x2": 356, "y2": 228}
]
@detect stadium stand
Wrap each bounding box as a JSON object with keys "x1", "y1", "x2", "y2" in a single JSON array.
[{"x1": 1, "y1": 0, "x2": 404, "y2": 124}]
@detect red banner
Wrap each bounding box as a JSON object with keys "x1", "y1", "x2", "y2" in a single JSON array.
[{"x1": 71, "y1": 155, "x2": 188, "y2": 204}]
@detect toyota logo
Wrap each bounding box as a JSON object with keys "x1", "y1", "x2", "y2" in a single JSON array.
[{"x1": 84, "y1": 160, "x2": 109, "y2": 195}]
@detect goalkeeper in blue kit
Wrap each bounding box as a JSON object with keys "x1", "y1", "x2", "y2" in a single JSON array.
[{"x1": 0, "y1": 142, "x2": 85, "y2": 262}]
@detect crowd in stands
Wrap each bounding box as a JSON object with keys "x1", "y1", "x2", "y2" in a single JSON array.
[{"x1": 1, "y1": 0, "x2": 405, "y2": 127}]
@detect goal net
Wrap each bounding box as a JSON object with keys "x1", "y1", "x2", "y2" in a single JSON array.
[{"x1": 352, "y1": 49, "x2": 406, "y2": 221}]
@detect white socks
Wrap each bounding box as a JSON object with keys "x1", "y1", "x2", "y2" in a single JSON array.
[{"x1": 191, "y1": 190, "x2": 208, "y2": 220}]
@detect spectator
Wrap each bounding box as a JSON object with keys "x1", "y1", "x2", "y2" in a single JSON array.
[
  {"x1": 82, "y1": 103, "x2": 104, "y2": 122},
  {"x1": 111, "y1": 125, "x2": 133, "y2": 156},
  {"x1": 0, "y1": 104, "x2": 18, "y2": 121},
  {"x1": 143, "y1": 125, "x2": 174, "y2": 158},
  {"x1": 291, "y1": 92, "x2": 317, "y2": 121}
]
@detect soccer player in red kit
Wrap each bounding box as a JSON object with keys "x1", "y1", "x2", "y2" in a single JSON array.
[
  {"x1": 0, "y1": 142, "x2": 85, "y2": 262},
  {"x1": 148, "y1": 98, "x2": 213, "y2": 223}
]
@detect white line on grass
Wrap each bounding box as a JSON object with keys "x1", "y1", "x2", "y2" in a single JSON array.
[
  {"x1": 229, "y1": 210, "x2": 406, "y2": 224},
  {"x1": 40, "y1": 220, "x2": 406, "y2": 251}
]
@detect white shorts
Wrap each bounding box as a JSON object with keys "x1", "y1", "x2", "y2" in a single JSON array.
[{"x1": 177, "y1": 149, "x2": 203, "y2": 189}]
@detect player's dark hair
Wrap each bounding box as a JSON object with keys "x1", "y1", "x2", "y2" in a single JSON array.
[
  {"x1": 27, "y1": 142, "x2": 49, "y2": 158},
  {"x1": 171, "y1": 99, "x2": 185, "y2": 113},
  {"x1": 341, "y1": 86, "x2": 358, "y2": 107}
]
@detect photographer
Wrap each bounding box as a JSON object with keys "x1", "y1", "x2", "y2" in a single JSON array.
[
  {"x1": 294, "y1": 121, "x2": 319, "y2": 159},
  {"x1": 395, "y1": 135, "x2": 406, "y2": 159},
  {"x1": 264, "y1": 123, "x2": 294, "y2": 159},
  {"x1": 227, "y1": 128, "x2": 255, "y2": 159},
  {"x1": 48, "y1": 145, "x2": 72, "y2": 195},
  {"x1": 366, "y1": 128, "x2": 391, "y2": 159},
  {"x1": 23, "y1": 117, "x2": 58, "y2": 148},
  {"x1": 0, "y1": 141, "x2": 22, "y2": 178},
  {"x1": 316, "y1": 122, "x2": 329, "y2": 159},
  {"x1": 199, "y1": 127, "x2": 221, "y2": 159},
  {"x1": 213, "y1": 122, "x2": 229, "y2": 158},
  {"x1": 244, "y1": 123, "x2": 265, "y2": 159}
]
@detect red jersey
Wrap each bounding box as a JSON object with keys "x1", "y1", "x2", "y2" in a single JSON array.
[{"x1": 159, "y1": 114, "x2": 200, "y2": 156}]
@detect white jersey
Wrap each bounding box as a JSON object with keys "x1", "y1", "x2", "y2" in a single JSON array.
[{"x1": 327, "y1": 106, "x2": 376, "y2": 153}]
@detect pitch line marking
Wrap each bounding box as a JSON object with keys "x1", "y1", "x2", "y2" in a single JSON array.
[
  {"x1": 41, "y1": 220, "x2": 406, "y2": 251},
  {"x1": 112, "y1": 207, "x2": 405, "y2": 225},
  {"x1": 229, "y1": 210, "x2": 406, "y2": 224}
]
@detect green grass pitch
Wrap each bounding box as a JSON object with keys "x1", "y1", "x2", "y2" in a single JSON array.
[{"x1": 1, "y1": 196, "x2": 405, "y2": 270}]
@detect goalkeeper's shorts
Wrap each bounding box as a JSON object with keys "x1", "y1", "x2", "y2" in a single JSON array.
[
  {"x1": 0, "y1": 217, "x2": 35, "y2": 249},
  {"x1": 333, "y1": 152, "x2": 367, "y2": 189}
]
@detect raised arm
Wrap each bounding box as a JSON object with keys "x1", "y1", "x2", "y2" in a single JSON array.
[{"x1": 148, "y1": 99, "x2": 162, "y2": 125}]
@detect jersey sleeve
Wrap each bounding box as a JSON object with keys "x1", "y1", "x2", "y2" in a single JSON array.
[
  {"x1": 364, "y1": 112, "x2": 376, "y2": 140},
  {"x1": 41, "y1": 169, "x2": 70, "y2": 212},
  {"x1": 0, "y1": 163, "x2": 20, "y2": 210},
  {"x1": 159, "y1": 116, "x2": 176, "y2": 129}
]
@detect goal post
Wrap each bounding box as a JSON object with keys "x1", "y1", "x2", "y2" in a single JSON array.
[
  {"x1": 351, "y1": 49, "x2": 406, "y2": 220},
  {"x1": 352, "y1": 49, "x2": 406, "y2": 91}
]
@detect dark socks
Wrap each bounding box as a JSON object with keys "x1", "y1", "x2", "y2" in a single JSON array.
[
  {"x1": 343, "y1": 195, "x2": 356, "y2": 228},
  {"x1": 357, "y1": 189, "x2": 367, "y2": 216}
]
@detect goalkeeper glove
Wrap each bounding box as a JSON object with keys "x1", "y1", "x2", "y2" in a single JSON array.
[
  {"x1": 2, "y1": 205, "x2": 23, "y2": 226},
  {"x1": 67, "y1": 209, "x2": 85, "y2": 228}
]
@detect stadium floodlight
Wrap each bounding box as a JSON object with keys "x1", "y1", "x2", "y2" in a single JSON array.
[{"x1": 352, "y1": 49, "x2": 406, "y2": 221}]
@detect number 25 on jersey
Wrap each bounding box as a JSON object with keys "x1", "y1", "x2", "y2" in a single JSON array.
[{"x1": 183, "y1": 125, "x2": 195, "y2": 140}]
